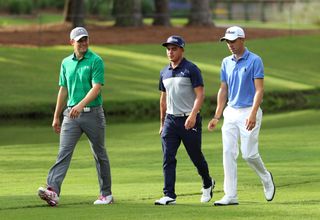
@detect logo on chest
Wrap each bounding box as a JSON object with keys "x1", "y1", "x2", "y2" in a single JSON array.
[
  {"x1": 77, "y1": 66, "x2": 91, "y2": 74},
  {"x1": 173, "y1": 68, "x2": 189, "y2": 77}
]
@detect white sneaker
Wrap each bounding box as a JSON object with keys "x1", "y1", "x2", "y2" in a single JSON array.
[
  {"x1": 154, "y1": 196, "x2": 176, "y2": 205},
  {"x1": 263, "y1": 171, "x2": 275, "y2": 201},
  {"x1": 200, "y1": 179, "x2": 215, "y2": 203},
  {"x1": 93, "y1": 195, "x2": 114, "y2": 205},
  {"x1": 38, "y1": 186, "x2": 59, "y2": 206},
  {"x1": 214, "y1": 195, "x2": 238, "y2": 206}
]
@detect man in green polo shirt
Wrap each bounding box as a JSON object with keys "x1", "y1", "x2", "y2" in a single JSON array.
[{"x1": 38, "y1": 27, "x2": 113, "y2": 206}]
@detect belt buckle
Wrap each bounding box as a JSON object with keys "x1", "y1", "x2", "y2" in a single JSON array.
[
  {"x1": 174, "y1": 112, "x2": 190, "y2": 117},
  {"x1": 83, "y1": 107, "x2": 91, "y2": 112}
]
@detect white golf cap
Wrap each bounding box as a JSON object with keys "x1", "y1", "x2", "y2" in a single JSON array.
[
  {"x1": 220, "y1": 26, "x2": 245, "y2": 41},
  {"x1": 70, "y1": 27, "x2": 89, "y2": 41}
]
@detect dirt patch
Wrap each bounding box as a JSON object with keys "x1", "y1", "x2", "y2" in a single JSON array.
[{"x1": 0, "y1": 23, "x2": 318, "y2": 46}]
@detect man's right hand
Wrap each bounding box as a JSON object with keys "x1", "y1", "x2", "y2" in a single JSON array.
[
  {"x1": 207, "y1": 118, "x2": 219, "y2": 131},
  {"x1": 52, "y1": 118, "x2": 61, "y2": 134},
  {"x1": 159, "y1": 125, "x2": 163, "y2": 135}
]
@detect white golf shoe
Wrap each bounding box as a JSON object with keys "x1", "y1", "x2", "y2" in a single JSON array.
[
  {"x1": 93, "y1": 195, "x2": 114, "y2": 205},
  {"x1": 200, "y1": 179, "x2": 215, "y2": 203},
  {"x1": 263, "y1": 171, "x2": 276, "y2": 201},
  {"x1": 214, "y1": 195, "x2": 239, "y2": 206},
  {"x1": 154, "y1": 196, "x2": 176, "y2": 205},
  {"x1": 38, "y1": 186, "x2": 59, "y2": 206}
]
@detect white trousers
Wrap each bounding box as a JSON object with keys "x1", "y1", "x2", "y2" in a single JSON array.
[{"x1": 221, "y1": 106, "x2": 269, "y2": 198}]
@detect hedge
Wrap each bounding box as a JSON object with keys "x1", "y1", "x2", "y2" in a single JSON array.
[{"x1": 0, "y1": 89, "x2": 319, "y2": 122}]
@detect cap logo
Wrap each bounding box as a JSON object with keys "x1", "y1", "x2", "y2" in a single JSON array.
[
  {"x1": 76, "y1": 29, "x2": 86, "y2": 35},
  {"x1": 226, "y1": 31, "x2": 235, "y2": 34},
  {"x1": 168, "y1": 37, "x2": 178, "y2": 42}
]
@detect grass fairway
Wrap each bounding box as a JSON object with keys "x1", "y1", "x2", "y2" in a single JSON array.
[
  {"x1": 0, "y1": 110, "x2": 319, "y2": 219},
  {"x1": 0, "y1": 35, "x2": 319, "y2": 109}
]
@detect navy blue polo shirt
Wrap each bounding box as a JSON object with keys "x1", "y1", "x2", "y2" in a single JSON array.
[{"x1": 159, "y1": 58, "x2": 204, "y2": 115}]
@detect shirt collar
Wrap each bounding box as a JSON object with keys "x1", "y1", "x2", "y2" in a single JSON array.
[
  {"x1": 169, "y1": 57, "x2": 186, "y2": 70},
  {"x1": 231, "y1": 48, "x2": 249, "y2": 61},
  {"x1": 72, "y1": 49, "x2": 91, "y2": 60}
]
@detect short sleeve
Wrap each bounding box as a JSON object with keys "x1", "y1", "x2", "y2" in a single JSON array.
[
  {"x1": 92, "y1": 57, "x2": 105, "y2": 85},
  {"x1": 253, "y1": 57, "x2": 264, "y2": 79},
  {"x1": 190, "y1": 64, "x2": 204, "y2": 88},
  {"x1": 220, "y1": 59, "x2": 227, "y2": 82},
  {"x1": 159, "y1": 71, "x2": 166, "y2": 92},
  {"x1": 58, "y1": 62, "x2": 67, "y2": 87}
]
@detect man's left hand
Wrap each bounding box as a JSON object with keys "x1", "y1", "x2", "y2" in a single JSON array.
[
  {"x1": 245, "y1": 113, "x2": 256, "y2": 131},
  {"x1": 184, "y1": 114, "x2": 196, "y2": 130},
  {"x1": 69, "y1": 105, "x2": 84, "y2": 119}
]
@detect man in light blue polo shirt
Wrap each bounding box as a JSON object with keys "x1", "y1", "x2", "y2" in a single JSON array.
[
  {"x1": 208, "y1": 26, "x2": 275, "y2": 206},
  {"x1": 155, "y1": 36, "x2": 214, "y2": 205}
]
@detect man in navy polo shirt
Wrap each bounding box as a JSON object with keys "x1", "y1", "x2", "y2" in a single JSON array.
[
  {"x1": 208, "y1": 26, "x2": 275, "y2": 206},
  {"x1": 155, "y1": 35, "x2": 214, "y2": 205}
]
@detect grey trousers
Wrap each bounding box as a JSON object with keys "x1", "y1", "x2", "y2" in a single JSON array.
[{"x1": 47, "y1": 106, "x2": 112, "y2": 196}]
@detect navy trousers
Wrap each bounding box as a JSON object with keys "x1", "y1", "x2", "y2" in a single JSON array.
[{"x1": 161, "y1": 114, "x2": 212, "y2": 199}]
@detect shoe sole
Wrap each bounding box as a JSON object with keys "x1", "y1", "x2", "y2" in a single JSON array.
[
  {"x1": 266, "y1": 172, "x2": 276, "y2": 202},
  {"x1": 214, "y1": 202, "x2": 239, "y2": 206},
  {"x1": 154, "y1": 200, "x2": 176, "y2": 205},
  {"x1": 38, "y1": 189, "x2": 58, "y2": 207},
  {"x1": 94, "y1": 198, "x2": 114, "y2": 205}
]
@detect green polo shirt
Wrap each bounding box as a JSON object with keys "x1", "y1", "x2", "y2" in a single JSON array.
[{"x1": 59, "y1": 49, "x2": 104, "y2": 107}]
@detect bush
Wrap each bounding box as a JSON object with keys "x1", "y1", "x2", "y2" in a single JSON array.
[
  {"x1": 268, "y1": 0, "x2": 320, "y2": 26},
  {"x1": 1, "y1": 0, "x2": 65, "y2": 14},
  {"x1": 8, "y1": 0, "x2": 33, "y2": 15},
  {"x1": 85, "y1": 0, "x2": 113, "y2": 20},
  {"x1": 142, "y1": 0, "x2": 154, "y2": 17}
]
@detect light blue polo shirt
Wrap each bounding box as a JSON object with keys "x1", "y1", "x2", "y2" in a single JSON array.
[{"x1": 221, "y1": 48, "x2": 264, "y2": 108}]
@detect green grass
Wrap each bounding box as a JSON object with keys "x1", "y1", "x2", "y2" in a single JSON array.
[
  {"x1": 0, "y1": 110, "x2": 319, "y2": 219},
  {"x1": 0, "y1": 13, "x2": 63, "y2": 27},
  {"x1": 0, "y1": 35, "x2": 319, "y2": 110}
]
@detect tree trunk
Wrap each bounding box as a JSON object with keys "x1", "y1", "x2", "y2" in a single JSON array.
[
  {"x1": 63, "y1": 0, "x2": 85, "y2": 28},
  {"x1": 260, "y1": 0, "x2": 267, "y2": 23},
  {"x1": 243, "y1": 0, "x2": 250, "y2": 21},
  {"x1": 187, "y1": 0, "x2": 214, "y2": 26},
  {"x1": 114, "y1": 0, "x2": 143, "y2": 27},
  {"x1": 63, "y1": 0, "x2": 72, "y2": 22},
  {"x1": 152, "y1": 0, "x2": 171, "y2": 26},
  {"x1": 227, "y1": 0, "x2": 233, "y2": 20}
]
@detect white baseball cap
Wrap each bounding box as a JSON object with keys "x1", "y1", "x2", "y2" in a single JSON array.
[
  {"x1": 70, "y1": 27, "x2": 89, "y2": 41},
  {"x1": 220, "y1": 26, "x2": 245, "y2": 42}
]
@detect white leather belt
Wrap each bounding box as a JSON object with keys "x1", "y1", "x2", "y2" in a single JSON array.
[
  {"x1": 171, "y1": 112, "x2": 192, "y2": 117},
  {"x1": 67, "y1": 107, "x2": 91, "y2": 112}
]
